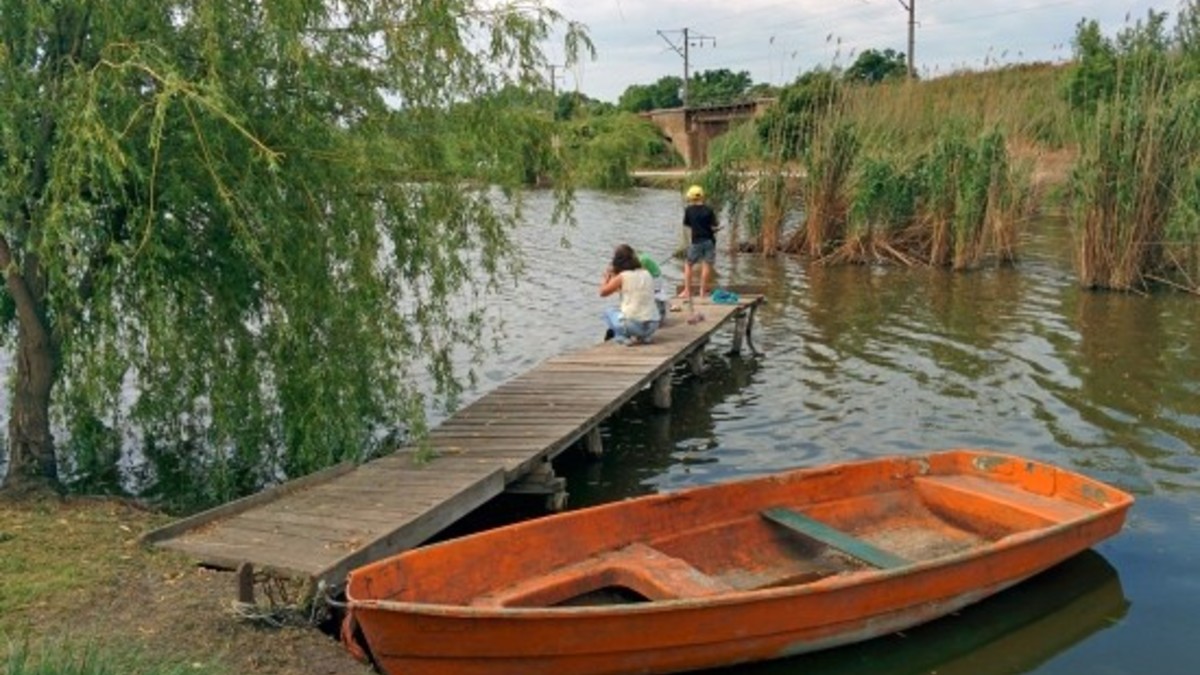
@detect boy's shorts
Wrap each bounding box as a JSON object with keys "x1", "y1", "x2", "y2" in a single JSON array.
[{"x1": 687, "y1": 239, "x2": 716, "y2": 265}]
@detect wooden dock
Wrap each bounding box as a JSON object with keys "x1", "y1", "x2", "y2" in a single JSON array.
[{"x1": 143, "y1": 294, "x2": 763, "y2": 597}]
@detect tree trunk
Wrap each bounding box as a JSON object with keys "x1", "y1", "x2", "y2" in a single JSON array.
[
  {"x1": 5, "y1": 315, "x2": 59, "y2": 492},
  {"x1": 0, "y1": 235, "x2": 59, "y2": 494}
]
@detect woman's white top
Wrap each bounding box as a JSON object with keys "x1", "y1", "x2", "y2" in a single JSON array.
[{"x1": 619, "y1": 269, "x2": 659, "y2": 322}]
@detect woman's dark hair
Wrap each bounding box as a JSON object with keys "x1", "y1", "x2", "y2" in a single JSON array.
[{"x1": 611, "y1": 244, "x2": 643, "y2": 273}]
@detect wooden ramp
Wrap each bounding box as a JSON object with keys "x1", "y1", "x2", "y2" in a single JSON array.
[{"x1": 143, "y1": 294, "x2": 763, "y2": 594}]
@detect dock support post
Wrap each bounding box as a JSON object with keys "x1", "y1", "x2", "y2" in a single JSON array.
[
  {"x1": 731, "y1": 310, "x2": 746, "y2": 355},
  {"x1": 546, "y1": 490, "x2": 569, "y2": 512},
  {"x1": 506, "y1": 460, "x2": 569, "y2": 512},
  {"x1": 652, "y1": 373, "x2": 672, "y2": 409},
  {"x1": 237, "y1": 562, "x2": 255, "y2": 606},
  {"x1": 586, "y1": 427, "x2": 604, "y2": 457},
  {"x1": 688, "y1": 340, "x2": 707, "y2": 375}
]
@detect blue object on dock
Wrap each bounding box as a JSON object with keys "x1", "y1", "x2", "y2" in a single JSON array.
[{"x1": 711, "y1": 288, "x2": 740, "y2": 304}]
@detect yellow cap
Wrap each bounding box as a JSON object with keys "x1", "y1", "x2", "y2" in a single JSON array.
[{"x1": 686, "y1": 185, "x2": 704, "y2": 200}]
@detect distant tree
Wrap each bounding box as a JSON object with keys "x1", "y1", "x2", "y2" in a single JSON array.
[
  {"x1": 492, "y1": 84, "x2": 543, "y2": 109},
  {"x1": 1064, "y1": 11, "x2": 1171, "y2": 113},
  {"x1": 565, "y1": 114, "x2": 679, "y2": 188},
  {"x1": 844, "y1": 49, "x2": 909, "y2": 84},
  {"x1": 747, "y1": 82, "x2": 780, "y2": 100},
  {"x1": 1177, "y1": 0, "x2": 1200, "y2": 74},
  {"x1": 618, "y1": 76, "x2": 683, "y2": 112},
  {"x1": 0, "y1": 0, "x2": 589, "y2": 503},
  {"x1": 555, "y1": 91, "x2": 615, "y2": 120},
  {"x1": 1063, "y1": 20, "x2": 1118, "y2": 112},
  {"x1": 688, "y1": 69, "x2": 754, "y2": 106}
]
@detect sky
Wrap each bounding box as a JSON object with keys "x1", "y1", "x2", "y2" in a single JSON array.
[{"x1": 544, "y1": 0, "x2": 1176, "y2": 102}]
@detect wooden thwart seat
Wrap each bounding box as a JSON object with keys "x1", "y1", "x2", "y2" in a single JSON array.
[
  {"x1": 914, "y1": 475, "x2": 1094, "y2": 525},
  {"x1": 762, "y1": 507, "x2": 910, "y2": 569},
  {"x1": 472, "y1": 543, "x2": 732, "y2": 608}
]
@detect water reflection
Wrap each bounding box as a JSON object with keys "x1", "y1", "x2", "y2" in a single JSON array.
[
  {"x1": 1045, "y1": 289, "x2": 1200, "y2": 492},
  {"x1": 704, "y1": 551, "x2": 1127, "y2": 675}
]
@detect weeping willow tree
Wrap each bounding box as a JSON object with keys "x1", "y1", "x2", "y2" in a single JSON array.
[{"x1": 0, "y1": 0, "x2": 590, "y2": 507}]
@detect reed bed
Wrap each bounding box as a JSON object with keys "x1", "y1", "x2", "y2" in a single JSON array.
[
  {"x1": 789, "y1": 122, "x2": 858, "y2": 257},
  {"x1": 698, "y1": 124, "x2": 801, "y2": 257},
  {"x1": 1066, "y1": 6, "x2": 1200, "y2": 292},
  {"x1": 693, "y1": 3, "x2": 1200, "y2": 291},
  {"x1": 811, "y1": 123, "x2": 1026, "y2": 268},
  {"x1": 703, "y1": 64, "x2": 1048, "y2": 268}
]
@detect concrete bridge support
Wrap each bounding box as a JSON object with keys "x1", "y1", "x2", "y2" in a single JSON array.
[{"x1": 642, "y1": 99, "x2": 775, "y2": 168}]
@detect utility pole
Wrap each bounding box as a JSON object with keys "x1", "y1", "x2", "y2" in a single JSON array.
[
  {"x1": 898, "y1": 0, "x2": 916, "y2": 79},
  {"x1": 657, "y1": 28, "x2": 715, "y2": 108},
  {"x1": 547, "y1": 64, "x2": 565, "y2": 97}
]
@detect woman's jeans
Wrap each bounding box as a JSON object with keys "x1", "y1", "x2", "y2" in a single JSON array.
[{"x1": 604, "y1": 308, "x2": 659, "y2": 344}]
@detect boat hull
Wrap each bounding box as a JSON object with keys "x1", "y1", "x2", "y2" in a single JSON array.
[{"x1": 344, "y1": 450, "x2": 1133, "y2": 675}]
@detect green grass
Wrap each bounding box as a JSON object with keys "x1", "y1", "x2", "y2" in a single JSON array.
[
  {"x1": 0, "y1": 498, "x2": 358, "y2": 675},
  {"x1": 3, "y1": 638, "x2": 225, "y2": 675},
  {"x1": 0, "y1": 501, "x2": 154, "y2": 624}
]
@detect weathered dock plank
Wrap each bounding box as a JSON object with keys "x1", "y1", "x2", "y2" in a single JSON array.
[{"x1": 144, "y1": 295, "x2": 763, "y2": 594}]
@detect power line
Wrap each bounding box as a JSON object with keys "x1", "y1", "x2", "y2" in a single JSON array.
[
  {"x1": 688, "y1": 0, "x2": 1100, "y2": 77},
  {"x1": 617, "y1": 0, "x2": 1124, "y2": 97},
  {"x1": 657, "y1": 28, "x2": 716, "y2": 107}
]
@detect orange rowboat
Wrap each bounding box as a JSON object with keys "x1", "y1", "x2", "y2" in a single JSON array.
[{"x1": 342, "y1": 449, "x2": 1133, "y2": 675}]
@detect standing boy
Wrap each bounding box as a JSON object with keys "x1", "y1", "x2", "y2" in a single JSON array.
[{"x1": 680, "y1": 184, "x2": 718, "y2": 299}]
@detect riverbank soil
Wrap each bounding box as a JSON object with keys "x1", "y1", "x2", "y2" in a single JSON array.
[{"x1": 0, "y1": 496, "x2": 370, "y2": 675}]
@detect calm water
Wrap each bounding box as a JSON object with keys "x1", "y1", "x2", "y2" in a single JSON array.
[{"x1": 455, "y1": 188, "x2": 1198, "y2": 675}]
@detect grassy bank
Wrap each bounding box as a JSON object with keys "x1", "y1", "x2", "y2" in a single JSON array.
[{"x1": 0, "y1": 497, "x2": 366, "y2": 675}]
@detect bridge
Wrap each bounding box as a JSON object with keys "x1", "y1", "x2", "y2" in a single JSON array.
[{"x1": 641, "y1": 99, "x2": 776, "y2": 168}]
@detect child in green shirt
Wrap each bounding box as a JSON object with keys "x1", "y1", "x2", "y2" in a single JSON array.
[{"x1": 638, "y1": 252, "x2": 668, "y2": 323}]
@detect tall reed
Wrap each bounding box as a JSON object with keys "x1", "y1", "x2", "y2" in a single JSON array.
[
  {"x1": 837, "y1": 156, "x2": 917, "y2": 264},
  {"x1": 699, "y1": 123, "x2": 760, "y2": 251},
  {"x1": 789, "y1": 121, "x2": 859, "y2": 257},
  {"x1": 821, "y1": 124, "x2": 1024, "y2": 268},
  {"x1": 755, "y1": 171, "x2": 791, "y2": 255},
  {"x1": 699, "y1": 122, "x2": 803, "y2": 256},
  {"x1": 743, "y1": 59, "x2": 1052, "y2": 265},
  {"x1": 843, "y1": 64, "x2": 1072, "y2": 154},
  {"x1": 1067, "y1": 6, "x2": 1200, "y2": 291}
]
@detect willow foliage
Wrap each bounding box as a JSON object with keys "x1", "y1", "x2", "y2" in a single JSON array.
[{"x1": 0, "y1": 0, "x2": 589, "y2": 508}]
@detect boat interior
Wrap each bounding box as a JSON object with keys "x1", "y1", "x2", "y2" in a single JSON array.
[{"x1": 468, "y1": 472, "x2": 1099, "y2": 609}]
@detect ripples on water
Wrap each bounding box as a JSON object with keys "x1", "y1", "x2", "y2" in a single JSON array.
[{"x1": 465, "y1": 188, "x2": 1198, "y2": 675}]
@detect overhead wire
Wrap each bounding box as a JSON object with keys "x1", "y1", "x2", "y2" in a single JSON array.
[
  {"x1": 566, "y1": 0, "x2": 1162, "y2": 98},
  {"x1": 676, "y1": 0, "x2": 1144, "y2": 81}
]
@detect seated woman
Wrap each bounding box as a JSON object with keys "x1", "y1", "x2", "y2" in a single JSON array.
[{"x1": 600, "y1": 244, "x2": 661, "y2": 345}]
